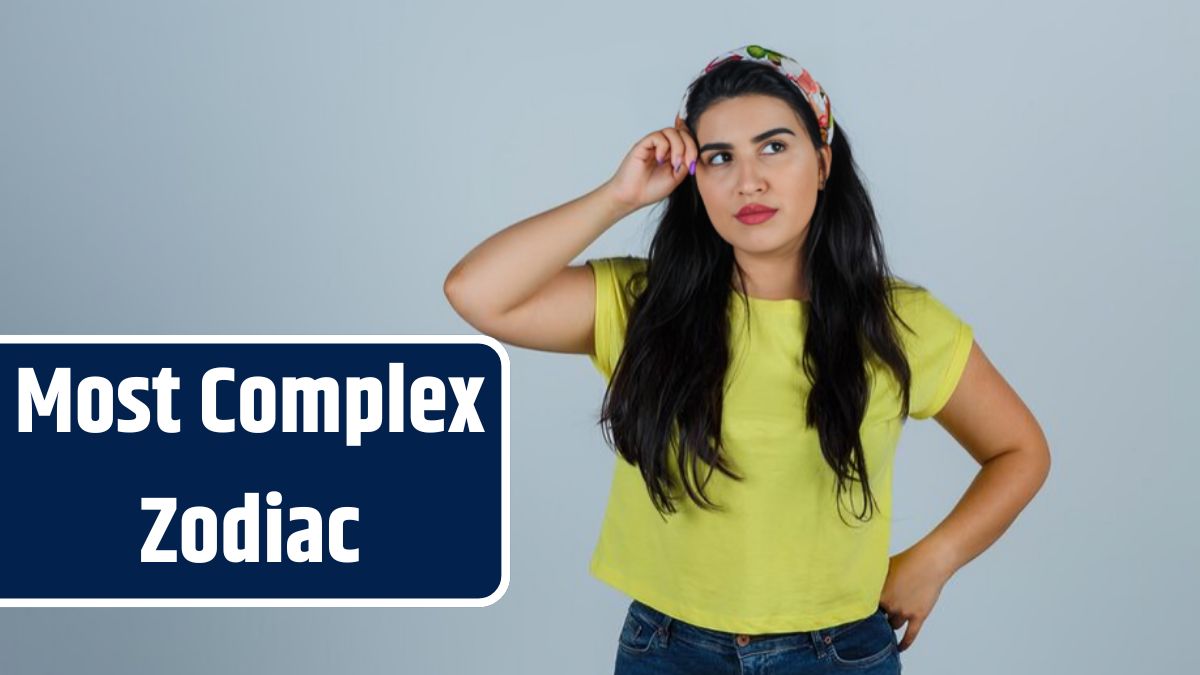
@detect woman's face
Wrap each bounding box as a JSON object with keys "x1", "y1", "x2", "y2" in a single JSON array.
[{"x1": 692, "y1": 94, "x2": 831, "y2": 257}]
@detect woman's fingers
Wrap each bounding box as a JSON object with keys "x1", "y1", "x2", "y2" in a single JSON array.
[
  {"x1": 680, "y1": 125, "x2": 699, "y2": 174},
  {"x1": 637, "y1": 126, "x2": 698, "y2": 175},
  {"x1": 660, "y1": 127, "x2": 685, "y2": 173},
  {"x1": 634, "y1": 131, "x2": 666, "y2": 165},
  {"x1": 654, "y1": 131, "x2": 673, "y2": 165},
  {"x1": 661, "y1": 126, "x2": 698, "y2": 175}
]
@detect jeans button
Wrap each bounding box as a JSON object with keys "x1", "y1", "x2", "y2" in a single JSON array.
[
  {"x1": 736, "y1": 634, "x2": 750, "y2": 646},
  {"x1": 823, "y1": 635, "x2": 832, "y2": 644}
]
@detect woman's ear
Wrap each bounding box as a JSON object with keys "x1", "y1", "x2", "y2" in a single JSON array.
[{"x1": 820, "y1": 144, "x2": 833, "y2": 186}]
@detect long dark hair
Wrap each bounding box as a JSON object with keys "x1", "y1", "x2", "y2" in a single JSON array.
[{"x1": 597, "y1": 59, "x2": 919, "y2": 525}]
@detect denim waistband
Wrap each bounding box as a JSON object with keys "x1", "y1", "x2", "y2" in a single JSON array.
[{"x1": 628, "y1": 599, "x2": 883, "y2": 656}]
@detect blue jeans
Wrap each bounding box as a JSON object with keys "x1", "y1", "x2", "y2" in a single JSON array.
[{"x1": 613, "y1": 599, "x2": 902, "y2": 674}]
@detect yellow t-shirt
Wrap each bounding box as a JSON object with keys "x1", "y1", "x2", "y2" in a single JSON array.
[{"x1": 585, "y1": 255, "x2": 974, "y2": 634}]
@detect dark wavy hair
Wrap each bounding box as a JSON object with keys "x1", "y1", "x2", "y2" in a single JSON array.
[{"x1": 597, "y1": 58, "x2": 919, "y2": 525}]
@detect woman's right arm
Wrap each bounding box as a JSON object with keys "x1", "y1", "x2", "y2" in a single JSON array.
[{"x1": 443, "y1": 126, "x2": 698, "y2": 356}]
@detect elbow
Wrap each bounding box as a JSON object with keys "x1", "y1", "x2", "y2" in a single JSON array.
[
  {"x1": 443, "y1": 263, "x2": 474, "y2": 315},
  {"x1": 988, "y1": 439, "x2": 1051, "y2": 495},
  {"x1": 1025, "y1": 424, "x2": 1052, "y2": 489},
  {"x1": 443, "y1": 270, "x2": 462, "y2": 309},
  {"x1": 443, "y1": 268, "x2": 492, "y2": 330},
  {"x1": 1026, "y1": 440, "x2": 1052, "y2": 496},
  {"x1": 1035, "y1": 424, "x2": 1052, "y2": 480}
]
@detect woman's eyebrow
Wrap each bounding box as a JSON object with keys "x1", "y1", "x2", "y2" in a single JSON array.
[{"x1": 698, "y1": 127, "x2": 796, "y2": 154}]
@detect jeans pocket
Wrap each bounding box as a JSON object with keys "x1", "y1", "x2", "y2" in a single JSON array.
[
  {"x1": 828, "y1": 610, "x2": 898, "y2": 669},
  {"x1": 617, "y1": 604, "x2": 659, "y2": 654}
]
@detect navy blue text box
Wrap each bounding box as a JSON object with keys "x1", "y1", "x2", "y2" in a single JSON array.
[{"x1": 0, "y1": 336, "x2": 509, "y2": 606}]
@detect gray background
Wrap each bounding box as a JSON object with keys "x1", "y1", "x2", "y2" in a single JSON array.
[{"x1": 0, "y1": 1, "x2": 1193, "y2": 673}]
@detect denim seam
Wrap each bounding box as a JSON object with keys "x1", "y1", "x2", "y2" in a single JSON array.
[
  {"x1": 667, "y1": 630, "x2": 734, "y2": 655},
  {"x1": 828, "y1": 634, "x2": 897, "y2": 668},
  {"x1": 618, "y1": 614, "x2": 656, "y2": 654},
  {"x1": 629, "y1": 603, "x2": 665, "y2": 631},
  {"x1": 741, "y1": 645, "x2": 808, "y2": 659}
]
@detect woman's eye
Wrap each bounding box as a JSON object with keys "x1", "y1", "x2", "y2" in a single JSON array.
[{"x1": 707, "y1": 142, "x2": 785, "y2": 166}]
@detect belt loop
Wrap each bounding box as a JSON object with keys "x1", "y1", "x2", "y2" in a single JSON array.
[
  {"x1": 657, "y1": 614, "x2": 673, "y2": 646},
  {"x1": 809, "y1": 627, "x2": 829, "y2": 657}
]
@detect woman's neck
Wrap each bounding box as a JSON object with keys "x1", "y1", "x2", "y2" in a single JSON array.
[{"x1": 731, "y1": 256, "x2": 809, "y2": 301}]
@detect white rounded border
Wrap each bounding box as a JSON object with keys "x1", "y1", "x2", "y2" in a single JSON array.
[{"x1": 0, "y1": 334, "x2": 511, "y2": 608}]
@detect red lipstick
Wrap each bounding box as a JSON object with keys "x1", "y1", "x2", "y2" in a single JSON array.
[{"x1": 735, "y1": 203, "x2": 777, "y2": 225}]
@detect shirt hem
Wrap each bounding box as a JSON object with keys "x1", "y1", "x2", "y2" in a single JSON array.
[{"x1": 588, "y1": 558, "x2": 881, "y2": 634}]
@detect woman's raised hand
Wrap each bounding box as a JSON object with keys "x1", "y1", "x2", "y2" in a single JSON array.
[{"x1": 602, "y1": 124, "x2": 699, "y2": 214}]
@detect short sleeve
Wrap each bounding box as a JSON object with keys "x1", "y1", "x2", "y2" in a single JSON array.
[
  {"x1": 894, "y1": 287, "x2": 975, "y2": 419},
  {"x1": 585, "y1": 256, "x2": 647, "y2": 380}
]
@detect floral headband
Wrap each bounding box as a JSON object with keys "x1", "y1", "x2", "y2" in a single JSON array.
[{"x1": 674, "y1": 44, "x2": 836, "y2": 147}]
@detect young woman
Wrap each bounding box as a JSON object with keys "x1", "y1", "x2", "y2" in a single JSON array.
[{"x1": 445, "y1": 45, "x2": 1050, "y2": 675}]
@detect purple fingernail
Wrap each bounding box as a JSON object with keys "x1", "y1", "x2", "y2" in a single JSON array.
[
  {"x1": 657, "y1": 156, "x2": 664, "y2": 165},
  {"x1": 688, "y1": 160, "x2": 696, "y2": 176}
]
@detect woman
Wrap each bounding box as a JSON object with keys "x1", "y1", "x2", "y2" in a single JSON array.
[{"x1": 445, "y1": 45, "x2": 1050, "y2": 674}]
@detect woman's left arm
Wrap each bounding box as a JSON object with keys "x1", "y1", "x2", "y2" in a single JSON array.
[{"x1": 881, "y1": 340, "x2": 1052, "y2": 652}]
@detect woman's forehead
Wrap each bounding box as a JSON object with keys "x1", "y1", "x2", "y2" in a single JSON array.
[{"x1": 694, "y1": 95, "x2": 801, "y2": 143}]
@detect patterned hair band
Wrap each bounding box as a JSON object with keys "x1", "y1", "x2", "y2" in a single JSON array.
[{"x1": 674, "y1": 44, "x2": 836, "y2": 147}]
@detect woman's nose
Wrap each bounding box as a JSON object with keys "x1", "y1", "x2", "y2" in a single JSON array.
[{"x1": 737, "y1": 162, "x2": 767, "y2": 195}]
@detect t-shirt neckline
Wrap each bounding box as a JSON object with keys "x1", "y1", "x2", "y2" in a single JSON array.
[{"x1": 731, "y1": 290, "x2": 810, "y2": 306}]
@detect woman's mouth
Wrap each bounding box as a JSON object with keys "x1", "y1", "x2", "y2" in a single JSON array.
[{"x1": 735, "y1": 209, "x2": 777, "y2": 225}]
